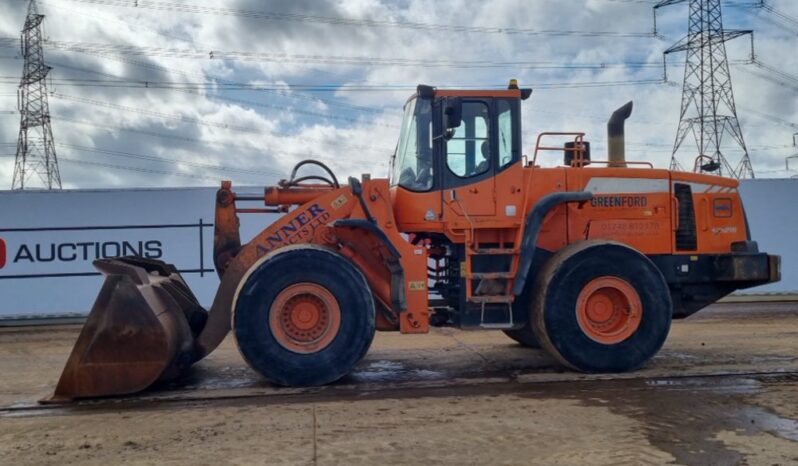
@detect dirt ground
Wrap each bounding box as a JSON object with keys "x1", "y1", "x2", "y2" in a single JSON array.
[{"x1": 1, "y1": 302, "x2": 797, "y2": 465}]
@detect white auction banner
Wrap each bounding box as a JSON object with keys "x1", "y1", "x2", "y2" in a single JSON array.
[
  {"x1": 738, "y1": 178, "x2": 798, "y2": 294},
  {"x1": 0, "y1": 186, "x2": 275, "y2": 320}
]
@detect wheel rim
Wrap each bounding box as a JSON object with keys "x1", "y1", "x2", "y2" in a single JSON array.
[
  {"x1": 575, "y1": 276, "x2": 643, "y2": 345},
  {"x1": 269, "y1": 283, "x2": 341, "y2": 354}
]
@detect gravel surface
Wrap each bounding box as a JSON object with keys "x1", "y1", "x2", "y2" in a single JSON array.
[{"x1": 1, "y1": 302, "x2": 797, "y2": 465}]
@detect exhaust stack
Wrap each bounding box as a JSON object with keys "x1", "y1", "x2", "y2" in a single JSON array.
[{"x1": 608, "y1": 101, "x2": 633, "y2": 168}]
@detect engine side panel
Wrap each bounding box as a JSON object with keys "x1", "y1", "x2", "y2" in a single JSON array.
[{"x1": 564, "y1": 168, "x2": 674, "y2": 255}]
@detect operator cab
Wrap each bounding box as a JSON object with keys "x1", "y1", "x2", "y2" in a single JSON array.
[
  {"x1": 390, "y1": 82, "x2": 530, "y2": 194},
  {"x1": 390, "y1": 81, "x2": 531, "y2": 227}
]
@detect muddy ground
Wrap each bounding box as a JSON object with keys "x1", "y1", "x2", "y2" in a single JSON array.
[{"x1": 0, "y1": 302, "x2": 797, "y2": 465}]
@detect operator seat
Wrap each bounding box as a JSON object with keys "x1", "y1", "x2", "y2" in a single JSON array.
[{"x1": 472, "y1": 141, "x2": 490, "y2": 175}]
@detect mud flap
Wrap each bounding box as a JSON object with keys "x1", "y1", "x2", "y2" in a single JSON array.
[{"x1": 43, "y1": 257, "x2": 207, "y2": 403}]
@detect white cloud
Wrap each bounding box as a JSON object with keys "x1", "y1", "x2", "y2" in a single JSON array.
[{"x1": 0, "y1": 0, "x2": 796, "y2": 189}]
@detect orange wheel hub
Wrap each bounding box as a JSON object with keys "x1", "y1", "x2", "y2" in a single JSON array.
[
  {"x1": 575, "y1": 276, "x2": 642, "y2": 345},
  {"x1": 269, "y1": 283, "x2": 341, "y2": 354}
]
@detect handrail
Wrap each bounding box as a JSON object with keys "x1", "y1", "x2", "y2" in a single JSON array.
[
  {"x1": 579, "y1": 160, "x2": 654, "y2": 169},
  {"x1": 444, "y1": 190, "x2": 476, "y2": 249},
  {"x1": 531, "y1": 132, "x2": 588, "y2": 167},
  {"x1": 530, "y1": 132, "x2": 654, "y2": 169}
]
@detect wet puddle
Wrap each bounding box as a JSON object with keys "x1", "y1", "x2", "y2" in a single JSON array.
[
  {"x1": 349, "y1": 360, "x2": 445, "y2": 383},
  {"x1": 537, "y1": 375, "x2": 798, "y2": 465}
]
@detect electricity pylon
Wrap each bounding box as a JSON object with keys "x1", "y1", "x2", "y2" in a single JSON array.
[
  {"x1": 655, "y1": 0, "x2": 754, "y2": 179},
  {"x1": 12, "y1": 0, "x2": 61, "y2": 190}
]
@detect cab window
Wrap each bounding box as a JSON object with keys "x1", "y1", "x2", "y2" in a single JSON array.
[
  {"x1": 446, "y1": 102, "x2": 490, "y2": 178},
  {"x1": 498, "y1": 100, "x2": 514, "y2": 168},
  {"x1": 391, "y1": 97, "x2": 433, "y2": 191}
]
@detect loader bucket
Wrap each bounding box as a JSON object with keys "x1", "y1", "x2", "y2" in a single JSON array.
[{"x1": 43, "y1": 257, "x2": 208, "y2": 403}]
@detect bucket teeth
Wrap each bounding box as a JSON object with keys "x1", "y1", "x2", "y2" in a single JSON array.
[{"x1": 43, "y1": 257, "x2": 208, "y2": 403}]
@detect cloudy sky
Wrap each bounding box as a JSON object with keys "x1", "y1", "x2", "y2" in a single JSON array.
[{"x1": 0, "y1": 0, "x2": 796, "y2": 189}]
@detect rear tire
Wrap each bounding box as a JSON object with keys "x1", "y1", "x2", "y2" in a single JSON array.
[
  {"x1": 532, "y1": 241, "x2": 672, "y2": 373},
  {"x1": 234, "y1": 246, "x2": 375, "y2": 386}
]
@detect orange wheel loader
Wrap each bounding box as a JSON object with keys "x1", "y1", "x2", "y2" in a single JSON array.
[{"x1": 46, "y1": 81, "x2": 781, "y2": 402}]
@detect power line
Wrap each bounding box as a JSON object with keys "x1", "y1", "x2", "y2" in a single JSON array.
[
  {"x1": 55, "y1": 0, "x2": 657, "y2": 38},
  {"x1": 0, "y1": 38, "x2": 671, "y2": 70},
  {"x1": 2, "y1": 75, "x2": 669, "y2": 91},
  {"x1": 193, "y1": 90, "x2": 399, "y2": 128},
  {"x1": 50, "y1": 51, "x2": 695, "y2": 77},
  {"x1": 748, "y1": 58, "x2": 798, "y2": 89},
  {"x1": 719, "y1": 0, "x2": 798, "y2": 34},
  {"x1": 743, "y1": 107, "x2": 798, "y2": 130},
  {"x1": 652, "y1": 0, "x2": 798, "y2": 36},
  {"x1": 760, "y1": 3, "x2": 798, "y2": 28},
  {"x1": 737, "y1": 67, "x2": 798, "y2": 92},
  {"x1": 49, "y1": 92, "x2": 394, "y2": 153},
  {"x1": 0, "y1": 39, "x2": 676, "y2": 92},
  {"x1": 14, "y1": 66, "x2": 790, "y2": 152},
  {"x1": 51, "y1": 115, "x2": 338, "y2": 160},
  {"x1": 63, "y1": 52, "x2": 395, "y2": 114},
  {"x1": 602, "y1": 0, "x2": 657, "y2": 4},
  {"x1": 32, "y1": 0, "x2": 398, "y2": 117},
  {"x1": 616, "y1": 0, "x2": 782, "y2": 8},
  {"x1": 38, "y1": 1, "x2": 789, "y2": 124},
  {"x1": 56, "y1": 143, "x2": 286, "y2": 178},
  {"x1": 57, "y1": 155, "x2": 250, "y2": 182},
  {"x1": 4, "y1": 3, "x2": 395, "y2": 116},
  {"x1": 2, "y1": 61, "x2": 670, "y2": 91},
  {"x1": 52, "y1": 117, "x2": 370, "y2": 171},
  {"x1": 37, "y1": 62, "x2": 398, "y2": 128},
  {"x1": 41, "y1": 60, "x2": 401, "y2": 127}
]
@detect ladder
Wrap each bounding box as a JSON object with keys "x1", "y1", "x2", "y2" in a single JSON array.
[{"x1": 462, "y1": 226, "x2": 524, "y2": 329}]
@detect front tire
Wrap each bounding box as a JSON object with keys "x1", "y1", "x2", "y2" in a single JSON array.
[
  {"x1": 503, "y1": 280, "x2": 542, "y2": 348},
  {"x1": 503, "y1": 326, "x2": 540, "y2": 348},
  {"x1": 532, "y1": 241, "x2": 672, "y2": 373},
  {"x1": 234, "y1": 246, "x2": 375, "y2": 386}
]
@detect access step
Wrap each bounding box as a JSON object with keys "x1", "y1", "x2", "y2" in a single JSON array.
[
  {"x1": 478, "y1": 323, "x2": 516, "y2": 329},
  {"x1": 468, "y1": 272, "x2": 514, "y2": 280},
  {"x1": 468, "y1": 295, "x2": 514, "y2": 304},
  {"x1": 469, "y1": 248, "x2": 518, "y2": 255}
]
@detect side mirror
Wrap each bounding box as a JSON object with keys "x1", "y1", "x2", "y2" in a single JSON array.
[{"x1": 444, "y1": 98, "x2": 462, "y2": 132}]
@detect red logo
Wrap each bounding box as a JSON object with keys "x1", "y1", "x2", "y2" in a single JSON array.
[{"x1": 0, "y1": 238, "x2": 5, "y2": 269}]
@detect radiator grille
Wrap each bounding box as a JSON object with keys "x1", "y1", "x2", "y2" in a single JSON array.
[{"x1": 674, "y1": 183, "x2": 697, "y2": 251}]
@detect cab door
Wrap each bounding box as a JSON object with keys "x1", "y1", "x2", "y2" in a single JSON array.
[{"x1": 441, "y1": 100, "x2": 496, "y2": 217}]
